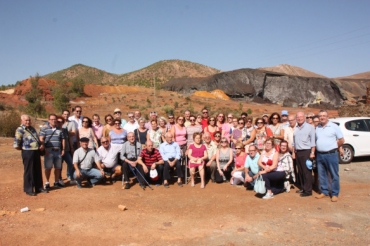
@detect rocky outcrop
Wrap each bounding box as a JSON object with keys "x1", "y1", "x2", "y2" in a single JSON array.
[{"x1": 162, "y1": 68, "x2": 347, "y2": 108}]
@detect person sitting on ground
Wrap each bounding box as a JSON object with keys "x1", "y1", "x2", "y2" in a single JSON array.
[
  {"x1": 278, "y1": 140, "x2": 295, "y2": 193},
  {"x1": 258, "y1": 138, "x2": 285, "y2": 199},
  {"x1": 230, "y1": 142, "x2": 247, "y2": 185},
  {"x1": 187, "y1": 132, "x2": 208, "y2": 188},
  {"x1": 215, "y1": 137, "x2": 233, "y2": 183},
  {"x1": 203, "y1": 132, "x2": 217, "y2": 183},
  {"x1": 73, "y1": 137, "x2": 104, "y2": 188},
  {"x1": 137, "y1": 140, "x2": 164, "y2": 186},
  {"x1": 96, "y1": 136, "x2": 122, "y2": 183},
  {"x1": 120, "y1": 132, "x2": 143, "y2": 189},
  {"x1": 186, "y1": 115, "x2": 203, "y2": 146},
  {"x1": 244, "y1": 144, "x2": 260, "y2": 190},
  {"x1": 159, "y1": 132, "x2": 184, "y2": 188}
]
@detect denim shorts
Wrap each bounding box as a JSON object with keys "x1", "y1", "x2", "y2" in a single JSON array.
[{"x1": 44, "y1": 148, "x2": 62, "y2": 169}]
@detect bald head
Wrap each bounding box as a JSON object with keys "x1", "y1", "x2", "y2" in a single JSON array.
[
  {"x1": 165, "y1": 132, "x2": 173, "y2": 143},
  {"x1": 296, "y1": 111, "x2": 305, "y2": 125}
]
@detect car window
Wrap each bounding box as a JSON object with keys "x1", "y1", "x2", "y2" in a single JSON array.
[
  {"x1": 332, "y1": 122, "x2": 339, "y2": 126},
  {"x1": 344, "y1": 120, "x2": 369, "y2": 132}
]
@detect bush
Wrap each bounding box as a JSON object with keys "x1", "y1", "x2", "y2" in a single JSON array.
[
  {"x1": 53, "y1": 87, "x2": 70, "y2": 112},
  {"x1": 0, "y1": 111, "x2": 20, "y2": 137},
  {"x1": 247, "y1": 108, "x2": 253, "y2": 115},
  {"x1": 162, "y1": 105, "x2": 174, "y2": 115}
]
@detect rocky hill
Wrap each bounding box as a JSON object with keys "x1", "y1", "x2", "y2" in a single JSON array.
[
  {"x1": 163, "y1": 68, "x2": 345, "y2": 109},
  {"x1": 43, "y1": 60, "x2": 220, "y2": 87},
  {"x1": 259, "y1": 64, "x2": 326, "y2": 78}
]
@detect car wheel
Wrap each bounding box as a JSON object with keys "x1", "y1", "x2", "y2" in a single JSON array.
[{"x1": 339, "y1": 144, "x2": 353, "y2": 164}]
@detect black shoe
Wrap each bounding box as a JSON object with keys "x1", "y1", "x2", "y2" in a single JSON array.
[
  {"x1": 26, "y1": 192, "x2": 36, "y2": 196},
  {"x1": 164, "y1": 183, "x2": 169, "y2": 188},
  {"x1": 124, "y1": 183, "x2": 130, "y2": 189},
  {"x1": 139, "y1": 183, "x2": 146, "y2": 189},
  {"x1": 296, "y1": 189, "x2": 303, "y2": 193},
  {"x1": 44, "y1": 183, "x2": 50, "y2": 191},
  {"x1": 177, "y1": 182, "x2": 183, "y2": 187},
  {"x1": 54, "y1": 182, "x2": 65, "y2": 188},
  {"x1": 37, "y1": 188, "x2": 48, "y2": 194},
  {"x1": 211, "y1": 179, "x2": 215, "y2": 183},
  {"x1": 300, "y1": 192, "x2": 312, "y2": 197},
  {"x1": 110, "y1": 176, "x2": 116, "y2": 184}
]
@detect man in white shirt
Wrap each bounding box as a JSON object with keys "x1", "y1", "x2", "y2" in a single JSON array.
[
  {"x1": 123, "y1": 112, "x2": 139, "y2": 133},
  {"x1": 96, "y1": 137, "x2": 122, "y2": 183},
  {"x1": 68, "y1": 105, "x2": 83, "y2": 149}
]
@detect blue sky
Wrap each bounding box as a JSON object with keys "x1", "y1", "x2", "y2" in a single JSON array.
[{"x1": 1, "y1": 0, "x2": 369, "y2": 86}]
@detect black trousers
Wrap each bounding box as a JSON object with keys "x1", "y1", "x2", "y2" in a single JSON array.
[
  {"x1": 296, "y1": 149, "x2": 312, "y2": 194},
  {"x1": 215, "y1": 165, "x2": 233, "y2": 183},
  {"x1": 122, "y1": 160, "x2": 146, "y2": 184},
  {"x1": 22, "y1": 150, "x2": 43, "y2": 193},
  {"x1": 163, "y1": 159, "x2": 183, "y2": 181},
  {"x1": 144, "y1": 164, "x2": 164, "y2": 185}
]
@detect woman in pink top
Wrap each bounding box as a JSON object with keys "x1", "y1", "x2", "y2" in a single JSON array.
[
  {"x1": 204, "y1": 117, "x2": 219, "y2": 140},
  {"x1": 230, "y1": 142, "x2": 247, "y2": 185},
  {"x1": 170, "y1": 116, "x2": 187, "y2": 159},
  {"x1": 187, "y1": 132, "x2": 208, "y2": 188},
  {"x1": 216, "y1": 113, "x2": 231, "y2": 142}
]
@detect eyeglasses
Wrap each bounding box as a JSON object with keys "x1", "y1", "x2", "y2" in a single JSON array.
[
  {"x1": 247, "y1": 120, "x2": 252, "y2": 123},
  {"x1": 75, "y1": 110, "x2": 81, "y2": 113},
  {"x1": 257, "y1": 121, "x2": 264, "y2": 124},
  {"x1": 50, "y1": 118, "x2": 57, "y2": 121},
  {"x1": 249, "y1": 149, "x2": 256, "y2": 152},
  {"x1": 265, "y1": 142, "x2": 272, "y2": 145},
  {"x1": 280, "y1": 145, "x2": 288, "y2": 148},
  {"x1": 190, "y1": 119, "x2": 196, "y2": 122},
  {"x1": 202, "y1": 111, "x2": 208, "y2": 114},
  {"x1": 128, "y1": 116, "x2": 134, "y2": 118},
  {"x1": 83, "y1": 121, "x2": 89, "y2": 123},
  {"x1": 114, "y1": 112, "x2": 121, "y2": 114},
  {"x1": 272, "y1": 117, "x2": 279, "y2": 119},
  {"x1": 214, "y1": 135, "x2": 221, "y2": 137},
  {"x1": 178, "y1": 118, "x2": 184, "y2": 121},
  {"x1": 114, "y1": 122, "x2": 120, "y2": 125},
  {"x1": 282, "y1": 115, "x2": 288, "y2": 117},
  {"x1": 238, "y1": 122, "x2": 244, "y2": 124},
  {"x1": 101, "y1": 141, "x2": 109, "y2": 144},
  {"x1": 106, "y1": 118, "x2": 112, "y2": 121}
]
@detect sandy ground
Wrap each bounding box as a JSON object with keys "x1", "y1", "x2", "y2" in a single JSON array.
[{"x1": 0, "y1": 137, "x2": 369, "y2": 246}]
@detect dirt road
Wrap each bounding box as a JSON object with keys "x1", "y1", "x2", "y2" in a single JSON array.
[{"x1": 0, "y1": 138, "x2": 369, "y2": 245}]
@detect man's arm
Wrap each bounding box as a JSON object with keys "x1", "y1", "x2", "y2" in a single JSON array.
[{"x1": 337, "y1": 138, "x2": 344, "y2": 148}]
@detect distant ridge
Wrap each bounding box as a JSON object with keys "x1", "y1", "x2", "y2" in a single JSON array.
[
  {"x1": 258, "y1": 64, "x2": 326, "y2": 78},
  {"x1": 43, "y1": 60, "x2": 221, "y2": 87},
  {"x1": 335, "y1": 71, "x2": 370, "y2": 80}
]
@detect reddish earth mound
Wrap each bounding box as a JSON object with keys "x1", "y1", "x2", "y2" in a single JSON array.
[{"x1": 13, "y1": 78, "x2": 56, "y2": 101}]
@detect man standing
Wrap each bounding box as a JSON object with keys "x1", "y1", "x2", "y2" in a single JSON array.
[
  {"x1": 39, "y1": 114, "x2": 65, "y2": 190},
  {"x1": 134, "y1": 111, "x2": 141, "y2": 121},
  {"x1": 14, "y1": 115, "x2": 47, "y2": 196},
  {"x1": 68, "y1": 105, "x2": 83, "y2": 150},
  {"x1": 166, "y1": 114, "x2": 175, "y2": 132},
  {"x1": 284, "y1": 115, "x2": 296, "y2": 153},
  {"x1": 159, "y1": 132, "x2": 183, "y2": 188},
  {"x1": 315, "y1": 110, "x2": 344, "y2": 202},
  {"x1": 61, "y1": 110, "x2": 76, "y2": 183},
  {"x1": 244, "y1": 144, "x2": 260, "y2": 190},
  {"x1": 96, "y1": 137, "x2": 122, "y2": 183},
  {"x1": 184, "y1": 110, "x2": 191, "y2": 127},
  {"x1": 201, "y1": 108, "x2": 209, "y2": 129},
  {"x1": 123, "y1": 112, "x2": 139, "y2": 133},
  {"x1": 292, "y1": 111, "x2": 315, "y2": 197},
  {"x1": 120, "y1": 132, "x2": 143, "y2": 189},
  {"x1": 73, "y1": 137, "x2": 104, "y2": 188},
  {"x1": 137, "y1": 140, "x2": 164, "y2": 185},
  {"x1": 92, "y1": 114, "x2": 103, "y2": 147},
  {"x1": 113, "y1": 108, "x2": 127, "y2": 128},
  {"x1": 281, "y1": 110, "x2": 289, "y2": 128}
]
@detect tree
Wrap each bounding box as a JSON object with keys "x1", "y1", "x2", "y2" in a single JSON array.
[
  {"x1": 24, "y1": 74, "x2": 46, "y2": 117},
  {"x1": 71, "y1": 78, "x2": 85, "y2": 96},
  {"x1": 53, "y1": 87, "x2": 70, "y2": 112}
]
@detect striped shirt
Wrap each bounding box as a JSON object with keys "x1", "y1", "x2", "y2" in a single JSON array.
[
  {"x1": 139, "y1": 148, "x2": 163, "y2": 166},
  {"x1": 39, "y1": 124, "x2": 64, "y2": 148}
]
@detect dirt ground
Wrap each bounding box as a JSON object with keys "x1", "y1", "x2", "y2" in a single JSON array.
[{"x1": 1, "y1": 137, "x2": 370, "y2": 246}]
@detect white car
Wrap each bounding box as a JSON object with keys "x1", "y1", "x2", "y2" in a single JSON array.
[{"x1": 330, "y1": 117, "x2": 370, "y2": 164}]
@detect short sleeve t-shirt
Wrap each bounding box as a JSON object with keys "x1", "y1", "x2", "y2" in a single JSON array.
[{"x1": 188, "y1": 144, "x2": 206, "y2": 158}]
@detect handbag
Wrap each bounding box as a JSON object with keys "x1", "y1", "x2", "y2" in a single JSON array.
[{"x1": 254, "y1": 174, "x2": 266, "y2": 194}]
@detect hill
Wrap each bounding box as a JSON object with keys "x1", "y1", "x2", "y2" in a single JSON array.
[
  {"x1": 335, "y1": 71, "x2": 370, "y2": 80},
  {"x1": 258, "y1": 64, "x2": 326, "y2": 78},
  {"x1": 43, "y1": 60, "x2": 221, "y2": 87}
]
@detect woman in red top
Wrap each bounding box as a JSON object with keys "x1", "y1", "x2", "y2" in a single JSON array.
[
  {"x1": 204, "y1": 117, "x2": 219, "y2": 140},
  {"x1": 230, "y1": 142, "x2": 247, "y2": 185},
  {"x1": 187, "y1": 132, "x2": 208, "y2": 188}
]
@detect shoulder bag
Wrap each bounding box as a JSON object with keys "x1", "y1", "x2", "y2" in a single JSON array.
[{"x1": 254, "y1": 174, "x2": 266, "y2": 194}]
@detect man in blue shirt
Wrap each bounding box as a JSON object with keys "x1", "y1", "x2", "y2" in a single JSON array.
[
  {"x1": 292, "y1": 111, "x2": 316, "y2": 197},
  {"x1": 315, "y1": 110, "x2": 344, "y2": 202},
  {"x1": 243, "y1": 144, "x2": 260, "y2": 190},
  {"x1": 159, "y1": 132, "x2": 183, "y2": 188}
]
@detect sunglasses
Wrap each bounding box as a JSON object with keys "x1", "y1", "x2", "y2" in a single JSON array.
[
  {"x1": 106, "y1": 118, "x2": 112, "y2": 121},
  {"x1": 214, "y1": 135, "x2": 221, "y2": 137},
  {"x1": 238, "y1": 122, "x2": 244, "y2": 124},
  {"x1": 114, "y1": 112, "x2": 121, "y2": 114},
  {"x1": 190, "y1": 119, "x2": 196, "y2": 122},
  {"x1": 202, "y1": 111, "x2": 208, "y2": 114},
  {"x1": 114, "y1": 122, "x2": 120, "y2": 125},
  {"x1": 272, "y1": 117, "x2": 279, "y2": 120},
  {"x1": 75, "y1": 110, "x2": 81, "y2": 113},
  {"x1": 257, "y1": 121, "x2": 264, "y2": 124},
  {"x1": 101, "y1": 141, "x2": 109, "y2": 144},
  {"x1": 306, "y1": 116, "x2": 313, "y2": 119}
]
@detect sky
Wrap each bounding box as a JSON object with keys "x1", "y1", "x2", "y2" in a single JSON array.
[{"x1": 1, "y1": 0, "x2": 370, "y2": 86}]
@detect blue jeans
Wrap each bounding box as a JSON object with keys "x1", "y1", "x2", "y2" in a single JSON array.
[
  {"x1": 316, "y1": 152, "x2": 340, "y2": 196},
  {"x1": 73, "y1": 168, "x2": 103, "y2": 186},
  {"x1": 62, "y1": 152, "x2": 74, "y2": 179},
  {"x1": 242, "y1": 171, "x2": 257, "y2": 187}
]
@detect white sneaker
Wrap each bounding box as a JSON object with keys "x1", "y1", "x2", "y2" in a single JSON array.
[
  {"x1": 284, "y1": 181, "x2": 290, "y2": 193},
  {"x1": 262, "y1": 192, "x2": 274, "y2": 199}
]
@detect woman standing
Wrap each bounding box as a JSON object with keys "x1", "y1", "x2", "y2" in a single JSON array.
[
  {"x1": 170, "y1": 116, "x2": 187, "y2": 159},
  {"x1": 268, "y1": 112, "x2": 285, "y2": 147},
  {"x1": 252, "y1": 118, "x2": 273, "y2": 152},
  {"x1": 204, "y1": 117, "x2": 219, "y2": 141},
  {"x1": 257, "y1": 138, "x2": 284, "y2": 199},
  {"x1": 187, "y1": 132, "x2": 208, "y2": 188},
  {"x1": 79, "y1": 117, "x2": 98, "y2": 149},
  {"x1": 242, "y1": 117, "x2": 256, "y2": 152},
  {"x1": 158, "y1": 117, "x2": 168, "y2": 143},
  {"x1": 109, "y1": 118, "x2": 127, "y2": 153},
  {"x1": 134, "y1": 117, "x2": 149, "y2": 148},
  {"x1": 186, "y1": 115, "x2": 202, "y2": 146},
  {"x1": 148, "y1": 120, "x2": 162, "y2": 149},
  {"x1": 231, "y1": 118, "x2": 246, "y2": 149},
  {"x1": 215, "y1": 137, "x2": 233, "y2": 183},
  {"x1": 216, "y1": 113, "x2": 231, "y2": 142},
  {"x1": 196, "y1": 114, "x2": 202, "y2": 125},
  {"x1": 230, "y1": 142, "x2": 247, "y2": 185},
  {"x1": 102, "y1": 114, "x2": 115, "y2": 138}
]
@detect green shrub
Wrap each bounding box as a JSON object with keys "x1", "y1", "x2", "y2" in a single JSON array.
[
  {"x1": 162, "y1": 105, "x2": 174, "y2": 115},
  {"x1": 0, "y1": 111, "x2": 20, "y2": 137}
]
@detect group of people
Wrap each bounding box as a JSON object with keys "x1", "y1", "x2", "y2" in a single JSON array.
[{"x1": 14, "y1": 106, "x2": 344, "y2": 202}]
